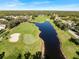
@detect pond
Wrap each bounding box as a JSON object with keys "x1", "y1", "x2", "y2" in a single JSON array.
[{"x1": 35, "y1": 21, "x2": 65, "y2": 59}]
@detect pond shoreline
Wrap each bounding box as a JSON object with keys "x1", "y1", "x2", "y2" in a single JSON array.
[{"x1": 35, "y1": 21, "x2": 65, "y2": 59}]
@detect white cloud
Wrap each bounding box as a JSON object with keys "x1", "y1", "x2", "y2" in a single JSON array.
[
  {"x1": 0, "y1": 0, "x2": 52, "y2": 10},
  {"x1": 0, "y1": 0, "x2": 24, "y2": 9},
  {"x1": 23, "y1": 4, "x2": 79, "y2": 11},
  {"x1": 0, "y1": 0, "x2": 79, "y2": 11},
  {"x1": 30, "y1": 1, "x2": 51, "y2": 5},
  {"x1": 50, "y1": 4, "x2": 79, "y2": 11}
]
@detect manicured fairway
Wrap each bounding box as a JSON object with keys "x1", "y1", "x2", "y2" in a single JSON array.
[{"x1": 0, "y1": 22, "x2": 42, "y2": 59}]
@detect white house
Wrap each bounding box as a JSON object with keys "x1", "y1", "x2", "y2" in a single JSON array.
[
  {"x1": 0, "y1": 18, "x2": 6, "y2": 21},
  {"x1": 0, "y1": 24, "x2": 6, "y2": 30}
]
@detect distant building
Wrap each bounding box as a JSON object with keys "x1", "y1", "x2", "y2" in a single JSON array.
[
  {"x1": 54, "y1": 14, "x2": 61, "y2": 21},
  {"x1": 0, "y1": 24, "x2": 6, "y2": 30},
  {"x1": 0, "y1": 18, "x2": 6, "y2": 21}
]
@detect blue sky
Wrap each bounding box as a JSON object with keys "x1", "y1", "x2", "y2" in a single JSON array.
[{"x1": 0, "y1": 0, "x2": 79, "y2": 11}]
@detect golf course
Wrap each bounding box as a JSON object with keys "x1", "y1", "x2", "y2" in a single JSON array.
[{"x1": 0, "y1": 15, "x2": 79, "y2": 59}]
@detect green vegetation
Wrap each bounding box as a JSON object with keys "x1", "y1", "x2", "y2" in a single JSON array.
[
  {"x1": 31, "y1": 15, "x2": 79, "y2": 59},
  {"x1": 50, "y1": 20, "x2": 79, "y2": 59},
  {"x1": 7, "y1": 20, "x2": 20, "y2": 29},
  {"x1": 0, "y1": 11, "x2": 79, "y2": 59},
  {"x1": 32, "y1": 15, "x2": 49, "y2": 23},
  {"x1": 0, "y1": 11, "x2": 79, "y2": 17},
  {"x1": 69, "y1": 37, "x2": 79, "y2": 45},
  {"x1": 0, "y1": 22, "x2": 42, "y2": 59},
  {"x1": 54, "y1": 20, "x2": 68, "y2": 30}
]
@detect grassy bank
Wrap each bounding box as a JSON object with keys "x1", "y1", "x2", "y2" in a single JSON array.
[
  {"x1": 0, "y1": 22, "x2": 42, "y2": 59},
  {"x1": 31, "y1": 15, "x2": 79, "y2": 59},
  {"x1": 50, "y1": 20, "x2": 79, "y2": 59},
  {"x1": 0, "y1": 15, "x2": 79, "y2": 59},
  {"x1": 32, "y1": 15, "x2": 49, "y2": 23}
]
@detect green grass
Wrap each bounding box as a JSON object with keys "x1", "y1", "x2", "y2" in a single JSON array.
[
  {"x1": 32, "y1": 15, "x2": 79, "y2": 59},
  {"x1": 0, "y1": 22, "x2": 42, "y2": 59},
  {"x1": 31, "y1": 15, "x2": 79, "y2": 59},
  {"x1": 32, "y1": 15, "x2": 49, "y2": 23},
  {"x1": 50, "y1": 20, "x2": 79, "y2": 59},
  {"x1": 0, "y1": 16, "x2": 79, "y2": 59}
]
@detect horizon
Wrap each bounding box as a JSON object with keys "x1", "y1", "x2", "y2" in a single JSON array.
[
  {"x1": 0, "y1": 10, "x2": 79, "y2": 11},
  {"x1": 0, "y1": 0, "x2": 79, "y2": 11}
]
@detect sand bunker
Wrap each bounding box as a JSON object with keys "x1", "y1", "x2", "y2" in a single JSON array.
[{"x1": 9, "y1": 33, "x2": 21, "y2": 42}]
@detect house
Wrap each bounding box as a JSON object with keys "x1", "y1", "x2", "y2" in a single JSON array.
[
  {"x1": 54, "y1": 14, "x2": 61, "y2": 21},
  {"x1": 0, "y1": 18, "x2": 6, "y2": 21},
  {"x1": 0, "y1": 24, "x2": 6, "y2": 30}
]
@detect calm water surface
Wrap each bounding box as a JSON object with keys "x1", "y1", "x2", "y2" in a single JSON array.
[{"x1": 35, "y1": 21, "x2": 65, "y2": 59}]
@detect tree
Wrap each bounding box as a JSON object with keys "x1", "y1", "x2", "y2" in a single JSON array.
[
  {"x1": 24, "y1": 52, "x2": 31, "y2": 59},
  {"x1": 0, "y1": 52, "x2": 5, "y2": 59},
  {"x1": 7, "y1": 20, "x2": 20, "y2": 29},
  {"x1": 17, "y1": 53, "x2": 22, "y2": 59}
]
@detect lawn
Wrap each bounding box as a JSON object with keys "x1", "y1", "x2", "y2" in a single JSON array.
[
  {"x1": 0, "y1": 22, "x2": 42, "y2": 59},
  {"x1": 0, "y1": 16, "x2": 79, "y2": 59},
  {"x1": 31, "y1": 15, "x2": 79, "y2": 59},
  {"x1": 32, "y1": 15, "x2": 49, "y2": 23}
]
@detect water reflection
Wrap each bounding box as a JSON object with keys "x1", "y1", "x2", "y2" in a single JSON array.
[{"x1": 35, "y1": 21, "x2": 65, "y2": 59}]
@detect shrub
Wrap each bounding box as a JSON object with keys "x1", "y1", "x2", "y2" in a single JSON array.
[
  {"x1": 76, "y1": 51, "x2": 79, "y2": 55},
  {"x1": 69, "y1": 37, "x2": 79, "y2": 45},
  {"x1": 0, "y1": 30, "x2": 5, "y2": 34},
  {"x1": 7, "y1": 20, "x2": 20, "y2": 29}
]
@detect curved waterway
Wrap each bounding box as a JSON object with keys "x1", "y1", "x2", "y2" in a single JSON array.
[{"x1": 35, "y1": 21, "x2": 65, "y2": 59}]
